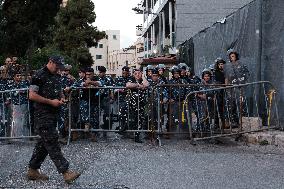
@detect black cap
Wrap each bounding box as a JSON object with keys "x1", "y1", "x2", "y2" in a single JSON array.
[
  {"x1": 49, "y1": 55, "x2": 65, "y2": 68},
  {"x1": 85, "y1": 67, "x2": 94, "y2": 73},
  {"x1": 98, "y1": 66, "x2": 106, "y2": 73},
  {"x1": 122, "y1": 66, "x2": 130, "y2": 72},
  {"x1": 152, "y1": 68, "x2": 159, "y2": 75},
  {"x1": 133, "y1": 67, "x2": 143, "y2": 73}
]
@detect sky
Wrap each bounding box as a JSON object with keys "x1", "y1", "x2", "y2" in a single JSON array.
[{"x1": 92, "y1": 0, "x2": 142, "y2": 48}]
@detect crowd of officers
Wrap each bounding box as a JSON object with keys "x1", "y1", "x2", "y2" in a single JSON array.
[{"x1": 0, "y1": 50, "x2": 250, "y2": 143}]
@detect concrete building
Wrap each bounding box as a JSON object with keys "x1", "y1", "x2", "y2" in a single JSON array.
[
  {"x1": 107, "y1": 37, "x2": 145, "y2": 76},
  {"x1": 137, "y1": 0, "x2": 254, "y2": 57},
  {"x1": 89, "y1": 30, "x2": 120, "y2": 74}
]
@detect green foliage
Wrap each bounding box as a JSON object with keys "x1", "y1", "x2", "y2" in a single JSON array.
[
  {"x1": 26, "y1": 47, "x2": 74, "y2": 71},
  {"x1": 53, "y1": 0, "x2": 105, "y2": 68},
  {"x1": 0, "y1": 0, "x2": 61, "y2": 57}
]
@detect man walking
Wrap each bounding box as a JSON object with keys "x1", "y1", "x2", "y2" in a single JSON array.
[{"x1": 27, "y1": 56, "x2": 80, "y2": 183}]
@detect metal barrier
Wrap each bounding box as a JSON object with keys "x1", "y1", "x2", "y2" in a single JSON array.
[
  {"x1": 182, "y1": 81, "x2": 280, "y2": 141},
  {"x1": 66, "y1": 86, "x2": 155, "y2": 144},
  {"x1": 66, "y1": 81, "x2": 280, "y2": 145},
  {"x1": 0, "y1": 88, "x2": 38, "y2": 140}
]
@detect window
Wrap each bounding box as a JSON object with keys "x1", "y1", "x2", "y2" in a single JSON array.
[
  {"x1": 96, "y1": 55, "x2": 102, "y2": 59},
  {"x1": 99, "y1": 44, "x2": 103, "y2": 48},
  {"x1": 113, "y1": 35, "x2": 117, "y2": 40}
]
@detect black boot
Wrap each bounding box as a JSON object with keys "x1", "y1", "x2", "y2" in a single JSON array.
[{"x1": 134, "y1": 132, "x2": 143, "y2": 143}]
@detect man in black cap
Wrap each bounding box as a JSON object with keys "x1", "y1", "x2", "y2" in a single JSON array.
[
  {"x1": 27, "y1": 56, "x2": 80, "y2": 183},
  {"x1": 114, "y1": 66, "x2": 132, "y2": 133},
  {"x1": 97, "y1": 66, "x2": 114, "y2": 134}
]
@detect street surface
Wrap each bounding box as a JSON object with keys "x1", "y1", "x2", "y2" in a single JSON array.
[{"x1": 1, "y1": 135, "x2": 284, "y2": 189}]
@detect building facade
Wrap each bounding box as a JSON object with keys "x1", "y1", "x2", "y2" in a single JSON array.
[
  {"x1": 138, "y1": 0, "x2": 254, "y2": 57},
  {"x1": 89, "y1": 30, "x2": 120, "y2": 74}
]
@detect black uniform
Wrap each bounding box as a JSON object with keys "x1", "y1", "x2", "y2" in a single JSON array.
[{"x1": 28, "y1": 66, "x2": 69, "y2": 174}]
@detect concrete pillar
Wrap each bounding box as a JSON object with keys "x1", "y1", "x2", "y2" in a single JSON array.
[
  {"x1": 146, "y1": 32, "x2": 149, "y2": 58},
  {"x1": 158, "y1": 14, "x2": 162, "y2": 53},
  {"x1": 150, "y1": 26, "x2": 153, "y2": 54},
  {"x1": 169, "y1": 1, "x2": 173, "y2": 47},
  {"x1": 162, "y1": 11, "x2": 165, "y2": 49}
]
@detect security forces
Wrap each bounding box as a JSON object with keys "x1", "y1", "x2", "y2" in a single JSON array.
[
  {"x1": 27, "y1": 55, "x2": 80, "y2": 183},
  {"x1": 145, "y1": 65, "x2": 154, "y2": 82},
  {"x1": 81, "y1": 67, "x2": 101, "y2": 141},
  {"x1": 0, "y1": 74, "x2": 8, "y2": 137},
  {"x1": 156, "y1": 64, "x2": 168, "y2": 83},
  {"x1": 126, "y1": 68, "x2": 149, "y2": 143},
  {"x1": 225, "y1": 50, "x2": 250, "y2": 85},
  {"x1": 58, "y1": 64, "x2": 75, "y2": 140},
  {"x1": 98, "y1": 66, "x2": 114, "y2": 132},
  {"x1": 148, "y1": 68, "x2": 167, "y2": 130},
  {"x1": 225, "y1": 50, "x2": 250, "y2": 127},
  {"x1": 10, "y1": 71, "x2": 30, "y2": 137},
  {"x1": 114, "y1": 66, "x2": 132, "y2": 132},
  {"x1": 167, "y1": 66, "x2": 187, "y2": 131}
]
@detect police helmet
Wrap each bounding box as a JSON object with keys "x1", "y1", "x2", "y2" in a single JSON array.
[
  {"x1": 170, "y1": 65, "x2": 180, "y2": 74},
  {"x1": 202, "y1": 68, "x2": 212, "y2": 78},
  {"x1": 156, "y1": 64, "x2": 166, "y2": 70},
  {"x1": 215, "y1": 57, "x2": 226, "y2": 64},
  {"x1": 146, "y1": 65, "x2": 154, "y2": 71},
  {"x1": 178, "y1": 63, "x2": 189, "y2": 71}
]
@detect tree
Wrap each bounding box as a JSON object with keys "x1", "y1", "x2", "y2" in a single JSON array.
[
  {"x1": 53, "y1": 0, "x2": 105, "y2": 68},
  {"x1": 1, "y1": 0, "x2": 61, "y2": 58}
]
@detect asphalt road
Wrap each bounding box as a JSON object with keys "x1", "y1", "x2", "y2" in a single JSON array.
[{"x1": 1, "y1": 136, "x2": 284, "y2": 189}]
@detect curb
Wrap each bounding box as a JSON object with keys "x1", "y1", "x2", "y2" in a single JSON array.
[{"x1": 244, "y1": 131, "x2": 284, "y2": 146}]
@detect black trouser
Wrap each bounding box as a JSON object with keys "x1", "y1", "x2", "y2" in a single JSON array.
[{"x1": 29, "y1": 115, "x2": 69, "y2": 173}]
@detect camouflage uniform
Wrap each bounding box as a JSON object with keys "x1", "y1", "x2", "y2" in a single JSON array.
[
  {"x1": 28, "y1": 65, "x2": 69, "y2": 174},
  {"x1": 58, "y1": 75, "x2": 74, "y2": 137},
  {"x1": 126, "y1": 77, "x2": 148, "y2": 140},
  {"x1": 98, "y1": 75, "x2": 114, "y2": 130},
  {"x1": 80, "y1": 77, "x2": 100, "y2": 129},
  {"x1": 148, "y1": 78, "x2": 167, "y2": 130},
  {"x1": 167, "y1": 76, "x2": 187, "y2": 131},
  {"x1": 114, "y1": 75, "x2": 132, "y2": 132}
]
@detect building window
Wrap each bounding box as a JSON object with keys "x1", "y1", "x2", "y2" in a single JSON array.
[
  {"x1": 99, "y1": 44, "x2": 103, "y2": 48},
  {"x1": 113, "y1": 35, "x2": 117, "y2": 40},
  {"x1": 96, "y1": 55, "x2": 102, "y2": 59}
]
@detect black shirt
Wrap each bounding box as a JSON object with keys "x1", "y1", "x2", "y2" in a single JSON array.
[{"x1": 30, "y1": 66, "x2": 62, "y2": 115}]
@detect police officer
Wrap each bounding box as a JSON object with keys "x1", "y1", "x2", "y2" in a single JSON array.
[
  {"x1": 98, "y1": 66, "x2": 114, "y2": 132},
  {"x1": 167, "y1": 66, "x2": 187, "y2": 131},
  {"x1": 27, "y1": 56, "x2": 80, "y2": 183},
  {"x1": 81, "y1": 67, "x2": 101, "y2": 141},
  {"x1": 213, "y1": 58, "x2": 227, "y2": 130},
  {"x1": 0, "y1": 70, "x2": 8, "y2": 137},
  {"x1": 156, "y1": 64, "x2": 168, "y2": 83},
  {"x1": 148, "y1": 68, "x2": 167, "y2": 130},
  {"x1": 114, "y1": 66, "x2": 131, "y2": 133},
  {"x1": 225, "y1": 50, "x2": 250, "y2": 85},
  {"x1": 145, "y1": 65, "x2": 154, "y2": 82},
  {"x1": 10, "y1": 71, "x2": 30, "y2": 137},
  {"x1": 225, "y1": 50, "x2": 250, "y2": 127},
  {"x1": 58, "y1": 64, "x2": 74, "y2": 142},
  {"x1": 126, "y1": 68, "x2": 149, "y2": 143}
]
